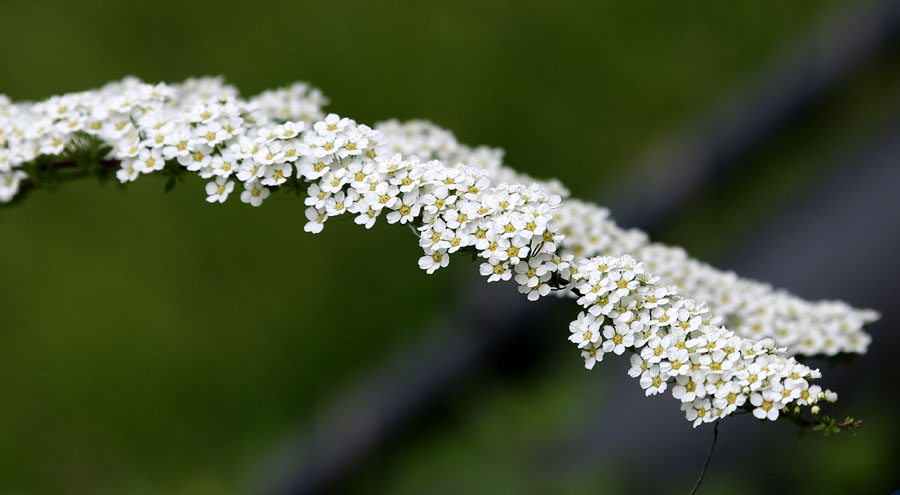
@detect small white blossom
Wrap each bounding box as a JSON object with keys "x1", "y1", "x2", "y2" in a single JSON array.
[
  {"x1": 205, "y1": 177, "x2": 234, "y2": 203},
  {"x1": 419, "y1": 251, "x2": 449, "y2": 274},
  {"x1": 304, "y1": 207, "x2": 326, "y2": 234},
  {"x1": 240, "y1": 180, "x2": 269, "y2": 207}
]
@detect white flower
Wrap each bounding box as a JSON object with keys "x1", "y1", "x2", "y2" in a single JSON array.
[
  {"x1": 386, "y1": 192, "x2": 421, "y2": 224},
  {"x1": 338, "y1": 128, "x2": 368, "y2": 159},
  {"x1": 347, "y1": 160, "x2": 377, "y2": 192},
  {"x1": 796, "y1": 384, "x2": 821, "y2": 406},
  {"x1": 205, "y1": 177, "x2": 234, "y2": 203},
  {"x1": 298, "y1": 155, "x2": 333, "y2": 181},
  {"x1": 479, "y1": 261, "x2": 511, "y2": 283},
  {"x1": 713, "y1": 383, "x2": 747, "y2": 415},
  {"x1": 580, "y1": 345, "x2": 603, "y2": 370},
  {"x1": 325, "y1": 190, "x2": 357, "y2": 217},
  {"x1": 275, "y1": 121, "x2": 304, "y2": 140},
  {"x1": 0, "y1": 170, "x2": 27, "y2": 202},
  {"x1": 313, "y1": 113, "x2": 350, "y2": 135},
  {"x1": 310, "y1": 133, "x2": 346, "y2": 158},
  {"x1": 305, "y1": 183, "x2": 330, "y2": 209},
  {"x1": 194, "y1": 121, "x2": 231, "y2": 146},
  {"x1": 353, "y1": 204, "x2": 380, "y2": 229},
  {"x1": 320, "y1": 168, "x2": 348, "y2": 194},
  {"x1": 501, "y1": 240, "x2": 529, "y2": 265},
  {"x1": 514, "y1": 256, "x2": 550, "y2": 288},
  {"x1": 134, "y1": 148, "x2": 165, "y2": 174},
  {"x1": 240, "y1": 180, "x2": 269, "y2": 207},
  {"x1": 640, "y1": 336, "x2": 672, "y2": 364},
  {"x1": 568, "y1": 312, "x2": 601, "y2": 348},
  {"x1": 210, "y1": 150, "x2": 239, "y2": 178},
  {"x1": 682, "y1": 398, "x2": 712, "y2": 427},
  {"x1": 261, "y1": 162, "x2": 292, "y2": 186},
  {"x1": 162, "y1": 126, "x2": 192, "y2": 160},
  {"x1": 440, "y1": 228, "x2": 469, "y2": 254},
  {"x1": 304, "y1": 207, "x2": 326, "y2": 233},
  {"x1": 421, "y1": 188, "x2": 456, "y2": 214},
  {"x1": 750, "y1": 390, "x2": 782, "y2": 421},
  {"x1": 418, "y1": 250, "x2": 449, "y2": 274},
  {"x1": 601, "y1": 324, "x2": 633, "y2": 355},
  {"x1": 659, "y1": 348, "x2": 690, "y2": 377},
  {"x1": 627, "y1": 354, "x2": 649, "y2": 379},
  {"x1": 115, "y1": 160, "x2": 140, "y2": 183},
  {"x1": 672, "y1": 373, "x2": 706, "y2": 403},
  {"x1": 365, "y1": 181, "x2": 400, "y2": 211},
  {"x1": 236, "y1": 159, "x2": 269, "y2": 183},
  {"x1": 519, "y1": 279, "x2": 551, "y2": 301},
  {"x1": 391, "y1": 161, "x2": 424, "y2": 193},
  {"x1": 186, "y1": 103, "x2": 220, "y2": 124}
]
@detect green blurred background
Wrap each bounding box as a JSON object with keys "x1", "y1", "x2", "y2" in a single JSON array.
[{"x1": 2, "y1": 0, "x2": 899, "y2": 493}]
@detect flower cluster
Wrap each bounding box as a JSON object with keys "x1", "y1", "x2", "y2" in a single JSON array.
[
  {"x1": 0, "y1": 77, "x2": 874, "y2": 427},
  {"x1": 0, "y1": 76, "x2": 325, "y2": 205},
  {"x1": 374, "y1": 120, "x2": 879, "y2": 357},
  {"x1": 296, "y1": 119, "x2": 567, "y2": 302},
  {"x1": 566, "y1": 255, "x2": 831, "y2": 426},
  {"x1": 376, "y1": 119, "x2": 570, "y2": 198},
  {"x1": 552, "y1": 200, "x2": 878, "y2": 356}
]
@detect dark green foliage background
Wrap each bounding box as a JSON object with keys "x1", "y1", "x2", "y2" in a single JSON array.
[{"x1": 2, "y1": 1, "x2": 898, "y2": 493}]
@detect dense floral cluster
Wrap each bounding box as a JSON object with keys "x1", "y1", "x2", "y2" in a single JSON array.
[
  {"x1": 0, "y1": 78, "x2": 869, "y2": 426},
  {"x1": 374, "y1": 121, "x2": 878, "y2": 357},
  {"x1": 567, "y1": 255, "x2": 831, "y2": 425},
  {"x1": 0, "y1": 77, "x2": 325, "y2": 202}
]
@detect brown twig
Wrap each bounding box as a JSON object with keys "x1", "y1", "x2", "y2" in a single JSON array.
[
  {"x1": 834, "y1": 418, "x2": 863, "y2": 430},
  {"x1": 10, "y1": 159, "x2": 121, "y2": 203},
  {"x1": 689, "y1": 421, "x2": 719, "y2": 495}
]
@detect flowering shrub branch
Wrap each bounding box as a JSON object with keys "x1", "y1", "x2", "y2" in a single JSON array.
[{"x1": 0, "y1": 77, "x2": 878, "y2": 432}]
